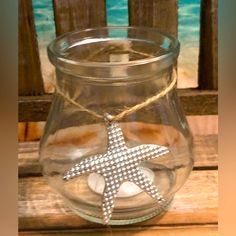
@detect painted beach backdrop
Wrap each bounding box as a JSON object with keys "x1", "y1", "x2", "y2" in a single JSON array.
[{"x1": 32, "y1": 0, "x2": 200, "y2": 90}]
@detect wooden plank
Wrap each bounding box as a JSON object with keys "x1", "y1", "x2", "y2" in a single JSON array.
[
  {"x1": 19, "y1": 225, "x2": 218, "y2": 236},
  {"x1": 193, "y1": 134, "x2": 218, "y2": 168},
  {"x1": 19, "y1": 0, "x2": 44, "y2": 95},
  {"x1": 53, "y1": 0, "x2": 106, "y2": 36},
  {"x1": 18, "y1": 90, "x2": 218, "y2": 122},
  {"x1": 128, "y1": 0, "x2": 178, "y2": 37},
  {"x1": 18, "y1": 142, "x2": 42, "y2": 176},
  {"x1": 199, "y1": 0, "x2": 218, "y2": 89},
  {"x1": 18, "y1": 122, "x2": 27, "y2": 141},
  {"x1": 18, "y1": 133, "x2": 218, "y2": 176},
  {"x1": 18, "y1": 170, "x2": 218, "y2": 230},
  {"x1": 19, "y1": 94, "x2": 52, "y2": 122},
  {"x1": 18, "y1": 115, "x2": 218, "y2": 176},
  {"x1": 187, "y1": 115, "x2": 218, "y2": 136},
  {"x1": 178, "y1": 90, "x2": 218, "y2": 116}
]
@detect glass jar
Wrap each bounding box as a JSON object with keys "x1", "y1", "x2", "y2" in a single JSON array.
[{"x1": 40, "y1": 27, "x2": 194, "y2": 225}]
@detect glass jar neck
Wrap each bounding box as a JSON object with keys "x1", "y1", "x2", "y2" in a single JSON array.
[{"x1": 48, "y1": 27, "x2": 179, "y2": 84}]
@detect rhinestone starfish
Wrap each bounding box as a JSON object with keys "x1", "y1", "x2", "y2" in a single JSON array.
[{"x1": 63, "y1": 114, "x2": 169, "y2": 224}]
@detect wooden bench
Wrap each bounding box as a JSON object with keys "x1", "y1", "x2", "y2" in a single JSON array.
[{"x1": 19, "y1": 0, "x2": 218, "y2": 235}]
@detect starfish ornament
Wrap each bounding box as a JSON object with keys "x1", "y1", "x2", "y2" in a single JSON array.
[{"x1": 63, "y1": 114, "x2": 170, "y2": 224}]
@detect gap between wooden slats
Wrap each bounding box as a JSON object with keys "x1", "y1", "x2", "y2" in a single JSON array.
[
  {"x1": 53, "y1": 0, "x2": 107, "y2": 36},
  {"x1": 199, "y1": 0, "x2": 218, "y2": 89},
  {"x1": 19, "y1": 225, "x2": 218, "y2": 236},
  {"x1": 19, "y1": 0, "x2": 44, "y2": 95}
]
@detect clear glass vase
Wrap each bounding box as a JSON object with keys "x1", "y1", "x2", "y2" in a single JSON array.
[{"x1": 40, "y1": 27, "x2": 194, "y2": 225}]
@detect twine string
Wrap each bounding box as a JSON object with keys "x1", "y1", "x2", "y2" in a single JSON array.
[
  {"x1": 54, "y1": 70, "x2": 177, "y2": 122},
  {"x1": 110, "y1": 74, "x2": 176, "y2": 122},
  {"x1": 55, "y1": 88, "x2": 103, "y2": 119}
]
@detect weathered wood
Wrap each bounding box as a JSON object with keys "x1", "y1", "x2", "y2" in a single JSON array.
[
  {"x1": 199, "y1": 0, "x2": 218, "y2": 89},
  {"x1": 18, "y1": 142, "x2": 42, "y2": 176},
  {"x1": 18, "y1": 115, "x2": 218, "y2": 176},
  {"x1": 178, "y1": 90, "x2": 218, "y2": 116},
  {"x1": 18, "y1": 170, "x2": 217, "y2": 230},
  {"x1": 18, "y1": 90, "x2": 218, "y2": 122},
  {"x1": 19, "y1": 225, "x2": 218, "y2": 236},
  {"x1": 19, "y1": 0, "x2": 44, "y2": 95},
  {"x1": 193, "y1": 135, "x2": 218, "y2": 168},
  {"x1": 128, "y1": 0, "x2": 178, "y2": 37},
  {"x1": 18, "y1": 94, "x2": 52, "y2": 122},
  {"x1": 18, "y1": 133, "x2": 218, "y2": 176},
  {"x1": 53, "y1": 0, "x2": 106, "y2": 35},
  {"x1": 19, "y1": 122, "x2": 27, "y2": 141},
  {"x1": 187, "y1": 115, "x2": 218, "y2": 136}
]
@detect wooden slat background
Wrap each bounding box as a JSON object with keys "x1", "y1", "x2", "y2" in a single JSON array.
[
  {"x1": 18, "y1": 90, "x2": 218, "y2": 122},
  {"x1": 18, "y1": 115, "x2": 218, "y2": 176},
  {"x1": 18, "y1": 134, "x2": 218, "y2": 177},
  {"x1": 18, "y1": 116, "x2": 218, "y2": 233},
  {"x1": 199, "y1": 0, "x2": 218, "y2": 89},
  {"x1": 53, "y1": 0, "x2": 107, "y2": 35},
  {"x1": 19, "y1": 225, "x2": 218, "y2": 236},
  {"x1": 19, "y1": 0, "x2": 44, "y2": 95},
  {"x1": 128, "y1": 0, "x2": 178, "y2": 36},
  {"x1": 19, "y1": 170, "x2": 217, "y2": 230}
]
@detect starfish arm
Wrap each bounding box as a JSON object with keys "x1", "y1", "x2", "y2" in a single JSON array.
[
  {"x1": 106, "y1": 122, "x2": 127, "y2": 152},
  {"x1": 102, "y1": 176, "x2": 121, "y2": 224},
  {"x1": 128, "y1": 168, "x2": 165, "y2": 204},
  {"x1": 135, "y1": 144, "x2": 169, "y2": 162},
  {"x1": 63, "y1": 154, "x2": 103, "y2": 181}
]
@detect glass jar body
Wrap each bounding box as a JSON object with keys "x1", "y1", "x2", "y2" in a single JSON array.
[{"x1": 40, "y1": 27, "x2": 194, "y2": 225}]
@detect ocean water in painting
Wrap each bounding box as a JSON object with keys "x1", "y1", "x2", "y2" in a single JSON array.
[{"x1": 32, "y1": 0, "x2": 200, "y2": 89}]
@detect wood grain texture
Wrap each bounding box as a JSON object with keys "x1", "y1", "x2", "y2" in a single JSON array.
[
  {"x1": 128, "y1": 0, "x2": 178, "y2": 36},
  {"x1": 53, "y1": 0, "x2": 106, "y2": 35},
  {"x1": 199, "y1": 0, "x2": 218, "y2": 89},
  {"x1": 18, "y1": 122, "x2": 27, "y2": 141},
  {"x1": 187, "y1": 115, "x2": 218, "y2": 135},
  {"x1": 19, "y1": 0, "x2": 44, "y2": 95},
  {"x1": 19, "y1": 225, "x2": 218, "y2": 236},
  {"x1": 18, "y1": 170, "x2": 218, "y2": 230},
  {"x1": 18, "y1": 134, "x2": 218, "y2": 177},
  {"x1": 19, "y1": 142, "x2": 42, "y2": 176},
  {"x1": 178, "y1": 89, "x2": 218, "y2": 116},
  {"x1": 18, "y1": 115, "x2": 218, "y2": 176},
  {"x1": 19, "y1": 94, "x2": 52, "y2": 122},
  {"x1": 18, "y1": 90, "x2": 218, "y2": 122}
]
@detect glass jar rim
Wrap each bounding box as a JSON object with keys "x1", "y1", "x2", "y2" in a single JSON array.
[{"x1": 47, "y1": 26, "x2": 180, "y2": 82}]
